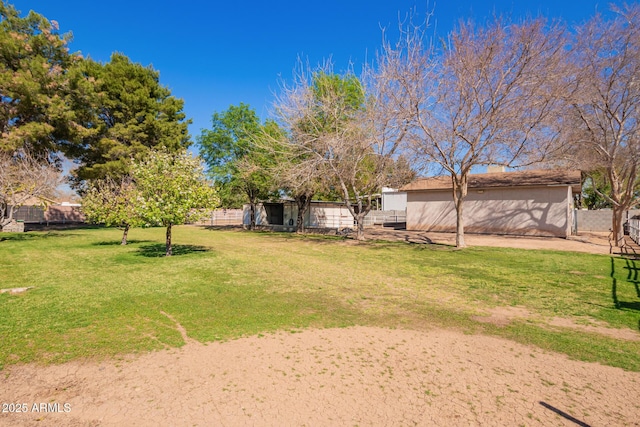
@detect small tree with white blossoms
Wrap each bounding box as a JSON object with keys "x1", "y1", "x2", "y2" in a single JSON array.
[
  {"x1": 132, "y1": 149, "x2": 219, "y2": 256},
  {"x1": 81, "y1": 175, "x2": 142, "y2": 245}
]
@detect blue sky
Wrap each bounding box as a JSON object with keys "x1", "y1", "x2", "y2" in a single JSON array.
[{"x1": 11, "y1": 0, "x2": 623, "y2": 147}]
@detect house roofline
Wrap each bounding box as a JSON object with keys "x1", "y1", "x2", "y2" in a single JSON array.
[{"x1": 401, "y1": 169, "x2": 582, "y2": 193}]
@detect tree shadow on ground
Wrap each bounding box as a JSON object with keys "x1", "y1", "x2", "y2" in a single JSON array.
[
  {"x1": 611, "y1": 256, "x2": 640, "y2": 313},
  {"x1": 92, "y1": 240, "x2": 152, "y2": 246},
  {"x1": 203, "y1": 225, "x2": 244, "y2": 231},
  {"x1": 24, "y1": 224, "x2": 102, "y2": 232},
  {"x1": 136, "y1": 243, "x2": 210, "y2": 258},
  {"x1": 0, "y1": 231, "x2": 79, "y2": 242}
]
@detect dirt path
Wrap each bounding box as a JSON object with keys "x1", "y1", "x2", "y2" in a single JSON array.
[
  {"x1": 1, "y1": 326, "x2": 639, "y2": 426},
  {"x1": 364, "y1": 229, "x2": 615, "y2": 255}
]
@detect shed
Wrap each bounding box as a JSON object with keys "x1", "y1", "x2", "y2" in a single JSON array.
[
  {"x1": 400, "y1": 169, "x2": 582, "y2": 237},
  {"x1": 244, "y1": 201, "x2": 356, "y2": 230}
]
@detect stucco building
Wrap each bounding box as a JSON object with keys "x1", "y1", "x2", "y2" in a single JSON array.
[{"x1": 401, "y1": 170, "x2": 582, "y2": 237}]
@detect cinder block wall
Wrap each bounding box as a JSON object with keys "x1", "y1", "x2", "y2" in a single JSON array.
[{"x1": 575, "y1": 209, "x2": 640, "y2": 232}]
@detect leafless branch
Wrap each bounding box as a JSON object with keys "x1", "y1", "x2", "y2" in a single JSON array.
[{"x1": 0, "y1": 149, "x2": 62, "y2": 228}]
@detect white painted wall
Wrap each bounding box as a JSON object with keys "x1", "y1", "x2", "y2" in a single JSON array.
[
  {"x1": 382, "y1": 191, "x2": 407, "y2": 211},
  {"x1": 308, "y1": 203, "x2": 354, "y2": 228},
  {"x1": 245, "y1": 201, "x2": 405, "y2": 230},
  {"x1": 244, "y1": 202, "x2": 355, "y2": 229},
  {"x1": 242, "y1": 204, "x2": 268, "y2": 225}
]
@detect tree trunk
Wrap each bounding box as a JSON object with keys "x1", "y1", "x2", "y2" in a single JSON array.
[
  {"x1": 296, "y1": 207, "x2": 305, "y2": 233},
  {"x1": 295, "y1": 194, "x2": 312, "y2": 234},
  {"x1": 249, "y1": 202, "x2": 256, "y2": 230},
  {"x1": 454, "y1": 196, "x2": 466, "y2": 248},
  {"x1": 354, "y1": 213, "x2": 366, "y2": 241},
  {"x1": 121, "y1": 223, "x2": 130, "y2": 245},
  {"x1": 452, "y1": 175, "x2": 468, "y2": 248},
  {"x1": 344, "y1": 196, "x2": 372, "y2": 241},
  {"x1": 1, "y1": 203, "x2": 15, "y2": 228},
  {"x1": 165, "y1": 222, "x2": 173, "y2": 256},
  {"x1": 612, "y1": 206, "x2": 625, "y2": 248},
  {"x1": 0, "y1": 201, "x2": 8, "y2": 227}
]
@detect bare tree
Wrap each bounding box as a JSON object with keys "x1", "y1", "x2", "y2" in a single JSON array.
[
  {"x1": 388, "y1": 16, "x2": 567, "y2": 247},
  {"x1": 256, "y1": 112, "x2": 333, "y2": 234},
  {"x1": 563, "y1": 4, "x2": 640, "y2": 247},
  {"x1": 273, "y1": 150, "x2": 326, "y2": 233},
  {"x1": 0, "y1": 149, "x2": 62, "y2": 229},
  {"x1": 273, "y1": 60, "x2": 413, "y2": 240}
]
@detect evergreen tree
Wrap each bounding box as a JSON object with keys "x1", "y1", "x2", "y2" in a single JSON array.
[
  {"x1": 71, "y1": 53, "x2": 191, "y2": 185},
  {"x1": 0, "y1": 1, "x2": 93, "y2": 157}
]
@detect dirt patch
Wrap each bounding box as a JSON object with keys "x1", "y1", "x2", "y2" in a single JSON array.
[
  {"x1": 0, "y1": 287, "x2": 33, "y2": 295},
  {"x1": 472, "y1": 306, "x2": 640, "y2": 342},
  {"x1": 549, "y1": 317, "x2": 640, "y2": 341},
  {"x1": 1, "y1": 327, "x2": 639, "y2": 426},
  {"x1": 472, "y1": 306, "x2": 532, "y2": 327}
]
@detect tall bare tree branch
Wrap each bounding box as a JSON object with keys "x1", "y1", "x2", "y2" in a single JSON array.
[
  {"x1": 273, "y1": 58, "x2": 414, "y2": 240},
  {"x1": 387, "y1": 15, "x2": 567, "y2": 247},
  {"x1": 0, "y1": 149, "x2": 62, "y2": 229},
  {"x1": 562, "y1": 4, "x2": 640, "y2": 247}
]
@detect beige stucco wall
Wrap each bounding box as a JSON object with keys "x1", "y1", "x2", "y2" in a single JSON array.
[{"x1": 406, "y1": 186, "x2": 573, "y2": 237}]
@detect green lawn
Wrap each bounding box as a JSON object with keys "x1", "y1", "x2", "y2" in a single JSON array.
[{"x1": 1, "y1": 226, "x2": 639, "y2": 371}]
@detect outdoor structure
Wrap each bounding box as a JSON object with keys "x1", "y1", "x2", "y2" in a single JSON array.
[
  {"x1": 575, "y1": 209, "x2": 640, "y2": 233},
  {"x1": 381, "y1": 187, "x2": 407, "y2": 211},
  {"x1": 2, "y1": 195, "x2": 85, "y2": 232},
  {"x1": 401, "y1": 169, "x2": 582, "y2": 237},
  {"x1": 243, "y1": 201, "x2": 406, "y2": 231},
  {"x1": 245, "y1": 201, "x2": 355, "y2": 231},
  {"x1": 5, "y1": 198, "x2": 84, "y2": 230},
  {"x1": 191, "y1": 209, "x2": 244, "y2": 226}
]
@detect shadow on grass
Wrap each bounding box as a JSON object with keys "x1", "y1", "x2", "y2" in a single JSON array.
[
  {"x1": 203, "y1": 225, "x2": 244, "y2": 231},
  {"x1": 231, "y1": 228, "x2": 348, "y2": 244},
  {"x1": 93, "y1": 240, "x2": 152, "y2": 246},
  {"x1": 136, "y1": 243, "x2": 210, "y2": 257},
  {"x1": 0, "y1": 231, "x2": 79, "y2": 242},
  {"x1": 354, "y1": 238, "x2": 452, "y2": 251},
  {"x1": 24, "y1": 224, "x2": 102, "y2": 232},
  {"x1": 611, "y1": 256, "x2": 640, "y2": 315},
  {"x1": 623, "y1": 257, "x2": 640, "y2": 297},
  {"x1": 202, "y1": 226, "x2": 459, "y2": 251}
]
